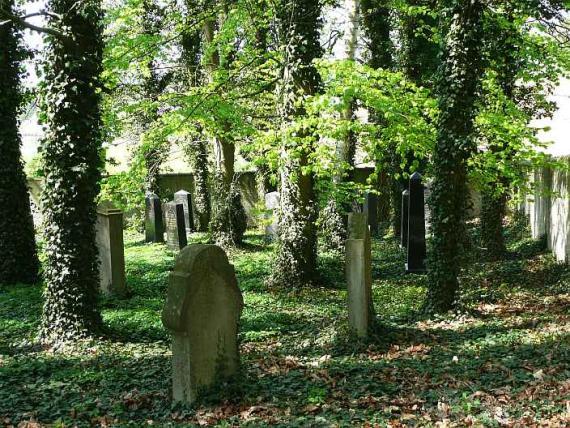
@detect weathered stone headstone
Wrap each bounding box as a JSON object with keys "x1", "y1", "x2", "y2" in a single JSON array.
[
  {"x1": 401, "y1": 190, "x2": 410, "y2": 249},
  {"x1": 345, "y1": 213, "x2": 374, "y2": 338},
  {"x1": 96, "y1": 202, "x2": 127, "y2": 297},
  {"x1": 145, "y1": 192, "x2": 164, "y2": 243},
  {"x1": 264, "y1": 191, "x2": 280, "y2": 241},
  {"x1": 406, "y1": 172, "x2": 427, "y2": 274},
  {"x1": 363, "y1": 192, "x2": 379, "y2": 237},
  {"x1": 174, "y1": 190, "x2": 194, "y2": 234},
  {"x1": 165, "y1": 202, "x2": 187, "y2": 251},
  {"x1": 162, "y1": 245, "x2": 243, "y2": 404}
]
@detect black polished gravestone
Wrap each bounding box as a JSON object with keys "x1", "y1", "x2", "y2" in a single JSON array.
[
  {"x1": 363, "y1": 192, "x2": 379, "y2": 237},
  {"x1": 406, "y1": 172, "x2": 427, "y2": 274},
  {"x1": 165, "y1": 202, "x2": 187, "y2": 251},
  {"x1": 401, "y1": 189, "x2": 410, "y2": 249},
  {"x1": 174, "y1": 190, "x2": 194, "y2": 233},
  {"x1": 145, "y1": 193, "x2": 164, "y2": 243}
]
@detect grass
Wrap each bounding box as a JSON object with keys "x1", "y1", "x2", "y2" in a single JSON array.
[{"x1": 0, "y1": 223, "x2": 569, "y2": 427}]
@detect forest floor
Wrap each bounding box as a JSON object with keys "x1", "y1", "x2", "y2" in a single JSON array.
[{"x1": 1, "y1": 223, "x2": 569, "y2": 427}]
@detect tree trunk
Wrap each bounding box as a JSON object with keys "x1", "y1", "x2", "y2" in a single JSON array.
[
  {"x1": 180, "y1": 17, "x2": 211, "y2": 232},
  {"x1": 202, "y1": 15, "x2": 246, "y2": 246},
  {"x1": 40, "y1": 0, "x2": 104, "y2": 342},
  {"x1": 271, "y1": 0, "x2": 323, "y2": 287},
  {"x1": 425, "y1": 0, "x2": 484, "y2": 314},
  {"x1": 479, "y1": 10, "x2": 518, "y2": 260},
  {"x1": 0, "y1": 0, "x2": 39, "y2": 285}
]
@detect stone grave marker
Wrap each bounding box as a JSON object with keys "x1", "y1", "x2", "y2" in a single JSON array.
[
  {"x1": 165, "y1": 202, "x2": 187, "y2": 251},
  {"x1": 96, "y1": 202, "x2": 127, "y2": 297},
  {"x1": 345, "y1": 212, "x2": 374, "y2": 338},
  {"x1": 406, "y1": 172, "x2": 427, "y2": 273},
  {"x1": 145, "y1": 192, "x2": 164, "y2": 243},
  {"x1": 401, "y1": 190, "x2": 410, "y2": 248},
  {"x1": 162, "y1": 244, "x2": 243, "y2": 404},
  {"x1": 363, "y1": 192, "x2": 379, "y2": 237},
  {"x1": 174, "y1": 190, "x2": 194, "y2": 233},
  {"x1": 264, "y1": 191, "x2": 280, "y2": 241}
]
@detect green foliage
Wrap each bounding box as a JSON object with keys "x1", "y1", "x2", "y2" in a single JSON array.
[
  {"x1": 0, "y1": 0, "x2": 39, "y2": 285},
  {"x1": 38, "y1": 0, "x2": 105, "y2": 342}
]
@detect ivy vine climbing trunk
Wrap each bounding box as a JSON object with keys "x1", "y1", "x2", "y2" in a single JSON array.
[
  {"x1": 180, "y1": 20, "x2": 211, "y2": 232},
  {"x1": 40, "y1": 0, "x2": 104, "y2": 342},
  {"x1": 480, "y1": 10, "x2": 519, "y2": 260},
  {"x1": 270, "y1": 0, "x2": 323, "y2": 287},
  {"x1": 426, "y1": 0, "x2": 485, "y2": 313},
  {"x1": 0, "y1": 0, "x2": 39, "y2": 285},
  {"x1": 202, "y1": 13, "x2": 246, "y2": 247}
]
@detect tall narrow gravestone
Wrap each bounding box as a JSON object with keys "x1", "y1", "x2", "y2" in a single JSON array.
[
  {"x1": 174, "y1": 190, "x2": 194, "y2": 233},
  {"x1": 96, "y1": 203, "x2": 127, "y2": 297},
  {"x1": 406, "y1": 172, "x2": 427, "y2": 273},
  {"x1": 162, "y1": 245, "x2": 243, "y2": 404},
  {"x1": 165, "y1": 202, "x2": 187, "y2": 251},
  {"x1": 401, "y1": 190, "x2": 410, "y2": 249},
  {"x1": 363, "y1": 192, "x2": 379, "y2": 237},
  {"x1": 345, "y1": 213, "x2": 374, "y2": 338},
  {"x1": 145, "y1": 192, "x2": 164, "y2": 243}
]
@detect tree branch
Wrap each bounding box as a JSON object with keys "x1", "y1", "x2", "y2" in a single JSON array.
[{"x1": 0, "y1": 8, "x2": 74, "y2": 45}]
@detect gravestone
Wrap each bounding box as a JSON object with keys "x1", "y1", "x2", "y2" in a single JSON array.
[
  {"x1": 345, "y1": 213, "x2": 374, "y2": 338},
  {"x1": 145, "y1": 192, "x2": 164, "y2": 243},
  {"x1": 406, "y1": 172, "x2": 427, "y2": 273},
  {"x1": 96, "y1": 202, "x2": 126, "y2": 297},
  {"x1": 162, "y1": 245, "x2": 243, "y2": 404},
  {"x1": 174, "y1": 190, "x2": 194, "y2": 233},
  {"x1": 363, "y1": 192, "x2": 379, "y2": 237},
  {"x1": 165, "y1": 202, "x2": 187, "y2": 251},
  {"x1": 401, "y1": 190, "x2": 410, "y2": 249},
  {"x1": 264, "y1": 191, "x2": 280, "y2": 241}
]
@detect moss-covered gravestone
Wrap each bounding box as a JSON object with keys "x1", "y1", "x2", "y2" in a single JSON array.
[
  {"x1": 162, "y1": 245, "x2": 243, "y2": 404},
  {"x1": 345, "y1": 213, "x2": 374, "y2": 338}
]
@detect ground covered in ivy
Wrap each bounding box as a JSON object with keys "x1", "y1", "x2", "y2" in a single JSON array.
[{"x1": 1, "y1": 224, "x2": 569, "y2": 427}]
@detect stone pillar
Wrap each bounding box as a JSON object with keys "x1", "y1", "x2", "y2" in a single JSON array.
[
  {"x1": 165, "y1": 202, "x2": 187, "y2": 251},
  {"x1": 162, "y1": 245, "x2": 243, "y2": 404},
  {"x1": 531, "y1": 166, "x2": 552, "y2": 241},
  {"x1": 345, "y1": 212, "x2": 373, "y2": 338},
  {"x1": 549, "y1": 161, "x2": 569, "y2": 263},
  {"x1": 406, "y1": 172, "x2": 427, "y2": 274},
  {"x1": 174, "y1": 190, "x2": 194, "y2": 233},
  {"x1": 401, "y1": 190, "x2": 409, "y2": 248},
  {"x1": 264, "y1": 191, "x2": 280, "y2": 242},
  {"x1": 363, "y1": 192, "x2": 379, "y2": 237},
  {"x1": 145, "y1": 192, "x2": 164, "y2": 243},
  {"x1": 96, "y1": 203, "x2": 127, "y2": 297}
]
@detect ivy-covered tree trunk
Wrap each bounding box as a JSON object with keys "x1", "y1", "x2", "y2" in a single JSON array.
[
  {"x1": 0, "y1": 0, "x2": 39, "y2": 285},
  {"x1": 481, "y1": 191, "x2": 507, "y2": 258},
  {"x1": 480, "y1": 11, "x2": 518, "y2": 260},
  {"x1": 401, "y1": 0, "x2": 439, "y2": 87},
  {"x1": 271, "y1": 0, "x2": 323, "y2": 287},
  {"x1": 180, "y1": 22, "x2": 211, "y2": 232},
  {"x1": 425, "y1": 0, "x2": 484, "y2": 313},
  {"x1": 202, "y1": 16, "x2": 246, "y2": 247},
  {"x1": 40, "y1": 0, "x2": 104, "y2": 342}
]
